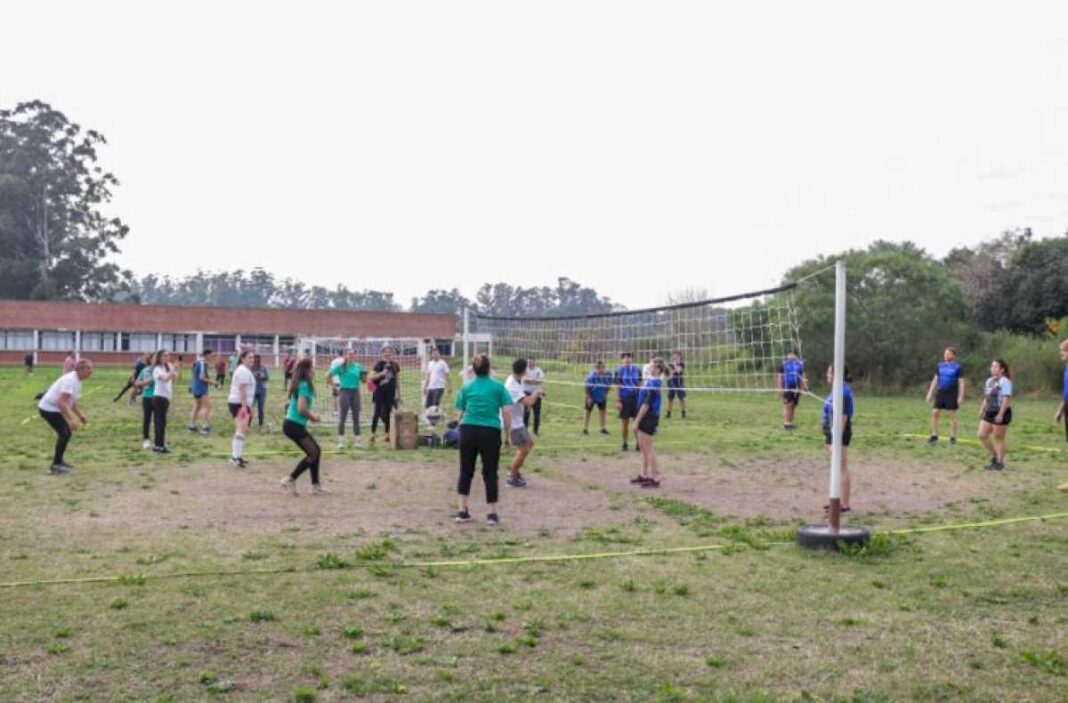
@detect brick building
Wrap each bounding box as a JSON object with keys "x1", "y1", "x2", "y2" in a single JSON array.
[{"x1": 0, "y1": 300, "x2": 456, "y2": 367}]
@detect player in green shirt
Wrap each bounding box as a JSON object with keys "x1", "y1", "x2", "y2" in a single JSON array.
[
  {"x1": 453, "y1": 354, "x2": 514, "y2": 526},
  {"x1": 280, "y1": 358, "x2": 325, "y2": 495},
  {"x1": 330, "y1": 349, "x2": 364, "y2": 449}
]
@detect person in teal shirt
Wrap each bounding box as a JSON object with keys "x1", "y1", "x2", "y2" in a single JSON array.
[
  {"x1": 453, "y1": 353, "x2": 513, "y2": 526},
  {"x1": 330, "y1": 349, "x2": 364, "y2": 449},
  {"x1": 280, "y1": 358, "x2": 325, "y2": 495}
]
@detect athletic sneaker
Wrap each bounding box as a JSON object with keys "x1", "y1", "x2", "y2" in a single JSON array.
[
  {"x1": 48, "y1": 463, "x2": 71, "y2": 475},
  {"x1": 985, "y1": 456, "x2": 999, "y2": 470},
  {"x1": 353, "y1": 436, "x2": 363, "y2": 449},
  {"x1": 311, "y1": 483, "x2": 328, "y2": 495},
  {"x1": 665, "y1": 411, "x2": 672, "y2": 419},
  {"x1": 582, "y1": 429, "x2": 589, "y2": 435},
  {"x1": 230, "y1": 457, "x2": 247, "y2": 469},
  {"x1": 622, "y1": 442, "x2": 629, "y2": 452},
  {"x1": 200, "y1": 426, "x2": 211, "y2": 435},
  {"x1": 784, "y1": 423, "x2": 795, "y2": 431},
  {"x1": 454, "y1": 509, "x2": 472, "y2": 523},
  {"x1": 927, "y1": 435, "x2": 938, "y2": 445},
  {"x1": 187, "y1": 424, "x2": 198, "y2": 433},
  {"x1": 280, "y1": 477, "x2": 296, "y2": 495},
  {"x1": 949, "y1": 437, "x2": 957, "y2": 446},
  {"x1": 142, "y1": 439, "x2": 153, "y2": 449},
  {"x1": 629, "y1": 475, "x2": 649, "y2": 485},
  {"x1": 681, "y1": 411, "x2": 686, "y2": 419},
  {"x1": 640, "y1": 478, "x2": 661, "y2": 489},
  {"x1": 506, "y1": 475, "x2": 527, "y2": 488},
  {"x1": 486, "y1": 513, "x2": 500, "y2": 526},
  {"x1": 991, "y1": 461, "x2": 1005, "y2": 472},
  {"x1": 337, "y1": 437, "x2": 346, "y2": 450},
  {"x1": 153, "y1": 445, "x2": 171, "y2": 454},
  {"x1": 600, "y1": 429, "x2": 610, "y2": 435}
]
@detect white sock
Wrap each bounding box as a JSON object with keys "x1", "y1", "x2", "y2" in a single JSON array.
[{"x1": 232, "y1": 434, "x2": 244, "y2": 459}]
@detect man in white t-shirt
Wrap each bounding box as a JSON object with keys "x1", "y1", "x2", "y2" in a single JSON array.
[
  {"x1": 38, "y1": 359, "x2": 93, "y2": 474},
  {"x1": 522, "y1": 357, "x2": 546, "y2": 436},
  {"x1": 504, "y1": 358, "x2": 544, "y2": 489},
  {"x1": 228, "y1": 350, "x2": 257, "y2": 468},
  {"x1": 423, "y1": 347, "x2": 450, "y2": 409}
]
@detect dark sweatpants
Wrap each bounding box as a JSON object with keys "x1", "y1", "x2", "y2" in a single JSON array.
[
  {"x1": 457, "y1": 425, "x2": 501, "y2": 504},
  {"x1": 39, "y1": 409, "x2": 71, "y2": 466},
  {"x1": 153, "y1": 396, "x2": 170, "y2": 448},
  {"x1": 142, "y1": 396, "x2": 155, "y2": 440}
]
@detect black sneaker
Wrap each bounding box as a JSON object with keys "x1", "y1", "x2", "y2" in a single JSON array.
[
  {"x1": 927, "y1": 435, "x2": 938, "y2": 445},
  {"x1": 506, "y1": 475, "x2": 527, "y2": 488},
  {"x1": 665, "y1": 411, "x2": 672, "y2": 419},
  {"x1": 681, "y1": 411, "x2": 686, "y2": 419},
  {"x1": 582, "y1": 429, "x2": 589, "y2": 435},
  {"x1": 48, "y1": 463, "x2": 71, "y2": 475},
  {"x1": 230, "y1": 457, "x2": 246, "y2": 468},
  {"x1": 622, "y1": 443, "x2": 629, "y2": 452},
  {"x1": 455, "y1": 509, "x2": 472, "y2": 523},
  {"x1": 949, "y1": 437, "x2": 957, "y2": 446},
  {"x1": 992, "y1": 461, "x2": 1005, "y2": 471},
  {"x1": 600, "y1": 429, "x2": 610, "y2": 435},
  {"x1": 153, "y1": 445, "x2": 171, "y2": 454},
  {"x1": 486, "y1": 513, "x2": 499, "y2": 526},
  {"x1": 985, "y1": 456, "x2": 999, "y2": 470},
  {"x1": 187, "y1": 424, "x2": 198, "y2": 433}
]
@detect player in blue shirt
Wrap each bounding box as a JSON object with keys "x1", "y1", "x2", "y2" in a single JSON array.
[
  {"x1": 187, "y1": 349, "x2": 214, "y2": 435},
  {"x1": 582, "y1": 361, "x2": 613, "y2": 436},
  {"x1": 777, "y1": 351, "x2": 808, "y2": 430},
  {"x1": 665, "y1": 352, "x2": 686, "y2": 419},
  {"x1": 633, "y1": 358, "x2": 668, "y2": 488},
  {"x1": 822, "y1": 365, "x2": 855, "y2": 513},
  {"x1": 613, "y1": 352, "x2": 642, "y2": 452},
  {"x1": 925, "y1": 347, "x2": 965, "y2": 445}
]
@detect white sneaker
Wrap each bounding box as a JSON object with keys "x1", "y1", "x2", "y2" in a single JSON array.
[
  {"x1": 142, "y1": 439, "x2": 152, "y2": 450},
  {"x1": 311, "y1": 483, "x2": 328, "y2": 495},
  {"x1": 337, "y1": 437, "x2": 346, "y2": 450},
  {"x1": 353, "y1": 436, "x2": 363, "y2": 449},
  {"x1": 280, "y1": 477, "x2": 296, "y2": 495}
]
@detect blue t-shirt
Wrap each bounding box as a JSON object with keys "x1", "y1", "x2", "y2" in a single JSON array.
[
  {"x1": 585, "y1": 371, "x2": 612, "y2": 404},
  {"x1": 780, "y1": 358, "x2": 804, "y2": 389},
  {"x1": 822, "y1": 383, "x2": 855, "y2": 426},
  {"x1": 190, "y1": 359, "x2": 210, "y2": 395},
  {"x1": 614, "y1": 365, "x2": 641, "y2": 400},
  {"x1": 1062, "y1": 363, "x2": 1068, "y2": 402},
  {"x1": 936, "y1": 361, "x2": 962, "y2": 391},
  {"x1": 637, "y1": 378, "x2": 663, "y2": 417}
]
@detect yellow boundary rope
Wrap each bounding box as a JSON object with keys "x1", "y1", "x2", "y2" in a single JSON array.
[{"x1": 2, "y1": 511, "x2": 1065, "y2": 590}]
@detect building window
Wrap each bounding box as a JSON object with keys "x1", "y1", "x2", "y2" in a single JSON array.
[
  {"x1": 0, "y1": 331, "x2": 34, "y2": 351},
  {"x1": 238, "y1": 334, "x2": 276, "y2": 352},
  {"x1": 40, "y1": 331, "x2": 76, "y2": 352},
  {"x1": 161, "y1": 334, "x2": 198, "y2": 354},
  {"x1": 81, "y1": 332, "x2": 119, "y2": 352},
  {"x1": 128, "y1": 334, "x2": 158, "y2": 353},
  {"x1": 203, "y1": 335, "x2": 236, "y2": 354}
]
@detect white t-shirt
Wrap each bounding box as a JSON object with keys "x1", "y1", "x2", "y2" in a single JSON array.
[
  {"x1": 522, "y1": 366, "x2": 545, "y2": 394},
  {"x1": 229, "y1": 365, "x2": 256, "y2": 405},
  {"x1": 152, "y1": 365, "x2": 175, "y2": 399},
  {"x1": 984, "y1": 376, "x2": 1013, "y2": 411},
  {"x1": 38, "y1": 371, "x2": 82, "y2": 413},
  {"x1": 426, "y1": 359, "x2": 450, "y2": 390},
  {"x1": 504, "y1": 375, "x2": 527, "y2": 430},
  {"x1": 328, "y1": 356, "x2": 344, "y2": 386}
]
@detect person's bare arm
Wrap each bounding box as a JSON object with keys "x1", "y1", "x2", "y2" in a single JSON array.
[{"x1": 925, "y1": 374, "x2": 938, "y2": 403}]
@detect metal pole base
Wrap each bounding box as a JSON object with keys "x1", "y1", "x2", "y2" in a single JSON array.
[{"x1": 795, "y1": 524, "x2": 872, "y2": 551}]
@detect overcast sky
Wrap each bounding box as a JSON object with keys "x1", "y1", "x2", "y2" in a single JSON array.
[{"x1": 3, "y1": 1, "x2": 1066, "y2": 309}]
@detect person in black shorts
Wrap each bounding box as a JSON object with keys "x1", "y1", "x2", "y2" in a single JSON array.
[
  {"x1": 665, "y1": 352, "x2": 686, "y2": 419},
  {"x1": 24, "y1": 352, "x2": 34, "y2": 376},
  {"x1": 582, "y1": 361, "x2": 612, "y2": 435},
  {"x1": 925, "y1": 346, "x2": 965, "y2": 445},
  {"x1": 613, "y1": 352, "x2": 642, "y2": 451},
  {"x1": 777, "y1": 351, "x2": 808, "y2": 430},
  {"x1": 977, "y1": 359, "x2": 1013, "y2": 471},
  {"x1": 632, "y1": 358, "x2": 668, "y2": 488},
  {"x1": 821, "y1": 365, "x2": 855, "y2": 513}
]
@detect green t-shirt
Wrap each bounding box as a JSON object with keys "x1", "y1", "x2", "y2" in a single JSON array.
[
  {"x1": 454, "y1": 376, "x2": 512, "y2": 429},
  {"x1": 330, "y1": 362, "x2": 363, "y2": 390},
  {"x1": 138, "y1": 366, "x2": 155, "y2": 400},
  {"x1": 286, "y1": 380, "x2": 315, "y2": 426}
]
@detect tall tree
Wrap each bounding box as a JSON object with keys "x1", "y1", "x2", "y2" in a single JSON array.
[{"x1": 0, "y1": 101, "x2": 130, "y2": 300}]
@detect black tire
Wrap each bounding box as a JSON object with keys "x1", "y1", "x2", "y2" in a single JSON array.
[{"x1": 795, "y1": 524, "x2": 872, "y2": 551}]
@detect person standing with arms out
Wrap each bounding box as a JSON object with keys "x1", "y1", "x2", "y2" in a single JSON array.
[
  {"x1": 777, "y1": 350, "x2": 808, "y2": 431},
  {"x1": 614, "y1": 352, "x2": 642, "y2": 452},
  {"x1": 331, "y1": 349, "x2": 363, "y2": 449},
  {"x1": 151, "y1": 350, "x2": 179, "y2": 454},
  {"x1": 228, "y1": 350, "x2": 256, "y2": 468},
  {"x1": 504, "y1": 358, "x2": 544, "y2": 488},
  {"x1": 370, "y1": 346, "x2": 401, "y2": 442},
  {"x1": 453, "y1": 354, "x2": 513, "y2": 526},
  {"x1": 135, "y1": 356, "x2": 156, "y2": 449},
  {"x1": 38, "y1": 358, "x2": 93, "y2": 475},
  {"x1": 188, "y1": 349, "x2": 214, "y2": 435},
  {"x1": 423, "y1": 346, "x2": 450, "y2": 410},
  {"x1": 665, "y1": 351, "x2": 687, "y2": 419},
  {"x1": 251, "y1": 354, "x2": 270, "y2": 432},
  {"x1": 114, "y1": 354, "x2": 147, "y2": 403},
  {"x1": 926, "y1": 346, "x2": 965, "y2": 445},
  {"x1": 522, "y1": 357, "x2": 545, "y2": 436},
  {"x1": 978, "y1": 359, "x2": 1013, "y2": 471},
  {"x1": 632, "y1": 357, "x2": 668, "y2": 487},
  {"x1": 214, "y1": 354, "x2": 227, "y2": 389},
  {"x1": 822, "y1": 364, "x2": 855, "y2": 513},
  {"x1": 280, "y1": 358, "x2": 326, "y2": 495},
  {"x1": 583, "y1": 361, "x2": 612, "y2": 435},
  {"x1": 1056, "y1": 340, "x2": 1068, "y2": 493}
]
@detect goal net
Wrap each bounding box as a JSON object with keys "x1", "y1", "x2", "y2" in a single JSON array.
[{"x1": 465, "y1": 283, "x2": 804, "y2": 398}]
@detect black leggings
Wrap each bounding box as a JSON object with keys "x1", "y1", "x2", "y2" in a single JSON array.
[
  {"x1": 142, "y1": 396, "x2": 155, "y2": 440},
  {"x1": 114, "y1": 379, "x2": 135, "y2": 402},
  {"x1": 39, "y1": 409, "x2": 71, "y2": 465},
  {"x1": 153, "y1": 396, "x2": 170, "y2": 448},
  {"x1": 371, "y1": 390, "x2": 393, "y2": 435},
  {"x1": 457, "y1": 425, "x2": 501, "y2": 504},
  {"x1": 524, "y1": 396, "x2": 543, "y2": 435},
  {"x1": 284, "y1": 420, "x2": 321, "y2": 484}
]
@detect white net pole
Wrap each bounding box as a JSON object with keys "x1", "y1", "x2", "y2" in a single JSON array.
[{"x1": 828, "y1": 261, "x2": 847, "y2": 529}]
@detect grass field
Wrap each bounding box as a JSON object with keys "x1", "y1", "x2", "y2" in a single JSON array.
[{"x1": 1, "y1": 366, "x2": 1066, "y2": 702}]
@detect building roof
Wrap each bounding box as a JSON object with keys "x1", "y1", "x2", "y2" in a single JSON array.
[{"x1": 0, "y1": 300, "x2": 456, "y2": 338}]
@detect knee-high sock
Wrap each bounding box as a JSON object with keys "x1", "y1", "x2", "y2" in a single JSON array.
[{"x1": 232, "y1": 433, "x2": 245, "y2": 459}]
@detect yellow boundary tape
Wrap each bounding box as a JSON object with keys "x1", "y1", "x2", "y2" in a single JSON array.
[{"x1": 2, "y1": 511, "x2": 1065, "y2": 590}]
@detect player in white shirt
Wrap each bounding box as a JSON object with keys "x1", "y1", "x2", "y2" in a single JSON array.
[
  {"x1": 151, "y1": 350, "x2": 179, "y2": 453},
  {"x1": 504, "y1": 358, "x2": 545, "y2": 488},
  {"x1": 522, "y1": 357, "x2": 545, "y2": 436},
  {"x1": 38, "y1": 359, "x2": 93, "y2": 474},
  {"x1": 228, "y1": 350, "x2": 256, "y2": 468},
  {"x1": 423, "y1": 347, "x2": 450, "y2": 409}
]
